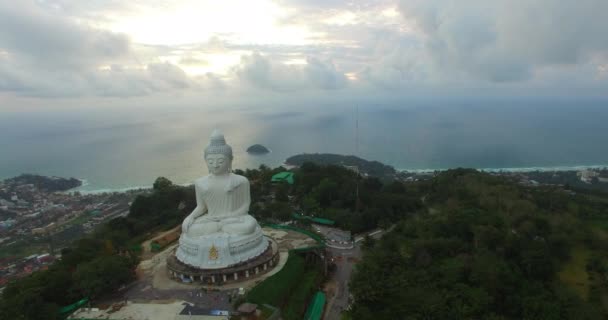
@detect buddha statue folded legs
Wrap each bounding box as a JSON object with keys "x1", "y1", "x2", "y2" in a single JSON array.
[
  {"x1": 176, "y1": 130, "x2": 268, "y2": 269},
  {"x1": 187, "y1": 215, "x2": 258, "y2": 236}
]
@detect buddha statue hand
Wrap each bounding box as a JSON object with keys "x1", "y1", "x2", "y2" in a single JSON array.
[{"x1": 182, "y1": 215, "x2": 194, "y2": 233}]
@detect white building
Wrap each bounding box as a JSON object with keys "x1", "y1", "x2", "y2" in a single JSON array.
[{"x1": 578, "y1": 170, "x2": 599, "y2": 184}]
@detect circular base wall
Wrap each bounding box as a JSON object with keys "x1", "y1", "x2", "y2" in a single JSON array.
[{"x1": 166, "y1": 236, "x2": 279, "y2": 285}]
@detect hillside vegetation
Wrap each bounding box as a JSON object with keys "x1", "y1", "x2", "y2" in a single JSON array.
[
  {"x1": 5, "y1": 163, "x2": 608, "y2": 319},
  {"x1": 349, "y1": 169, "x2": 608, "y2": 319},
  {"x1": 0, "y1": 178, "x2": 194, "y2": 320}
]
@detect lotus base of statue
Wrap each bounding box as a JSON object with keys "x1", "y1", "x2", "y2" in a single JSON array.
[
  {"x1": 176, "y1": 225, "x2": 269, "y2": 269},
  {"x1": 167, "y1": 235, "x2": 279, "y2": 285}
]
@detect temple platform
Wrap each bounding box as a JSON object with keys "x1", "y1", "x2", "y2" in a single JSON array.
[{"x1": 166, "y1": 237, "x2": 279, "y2": 285}]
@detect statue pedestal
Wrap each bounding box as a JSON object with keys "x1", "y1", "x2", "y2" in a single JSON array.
[
  {"x1": 176, "y1": 225, "x2": 268, "y2": 269},
  {"x1": 167, "y1": 236, "x2": 279, "y2": 286}
]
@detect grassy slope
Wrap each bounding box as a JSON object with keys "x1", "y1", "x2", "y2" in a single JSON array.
[
  {"x1": 558, "y1": 247, "x2": 591, "y2": 300},
  {"x1": 246, "y1": 252, "x2": 322, "y2": 320}
]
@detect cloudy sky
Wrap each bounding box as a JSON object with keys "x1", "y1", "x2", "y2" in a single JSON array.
[{"x1": 1, "y1": 0, "x2": 607, "y2": 108}]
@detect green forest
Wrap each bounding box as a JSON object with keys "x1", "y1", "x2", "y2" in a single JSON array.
[
  {"x1": 349, "y1": 169, "x2": 608, "y2": 319},
  {"x1": 3, "y1": 163, "x2": 608, "y2": 319},
  {"x1": 247, "y1": 162, "x2": 422, "y2": 233}
]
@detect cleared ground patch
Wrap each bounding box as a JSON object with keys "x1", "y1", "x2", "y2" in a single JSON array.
[{"x1": 558, "y1": 247, "x2": 591, "y2": 300}]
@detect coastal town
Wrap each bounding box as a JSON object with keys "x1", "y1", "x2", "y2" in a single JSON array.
[{"x1": 0, "y1": 174, "x2": 145, "y2": 290}]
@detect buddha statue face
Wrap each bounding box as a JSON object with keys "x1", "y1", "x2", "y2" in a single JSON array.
[{"x1": 206, "y1": 153, "x2": 231, "y2": 176}]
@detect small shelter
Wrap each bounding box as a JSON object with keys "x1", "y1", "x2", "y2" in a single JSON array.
[
  {"x1": 237, "y1": 303, "x2": 258, "y2": 318},
  {"x1": 292, "y1": 213, "x2": 335, "y2": 226},
  {"x1": 175, "y1": 304, "x2": 229, "y2": 320},
  {"x1": 271, "y1": 172, "x2": 294, "y2": 185}
]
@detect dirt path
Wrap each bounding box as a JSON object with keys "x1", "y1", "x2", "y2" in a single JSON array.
[{"x1": 140, "y1": 225, "x2": 181, "y2": 260}]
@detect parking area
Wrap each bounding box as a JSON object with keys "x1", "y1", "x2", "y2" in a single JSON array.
[{"x1": 312, "y1": 224, "x2": 353, "y2": 249}]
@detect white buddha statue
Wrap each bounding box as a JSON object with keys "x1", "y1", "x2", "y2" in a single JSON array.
[{"x1": 176, "y1": 130, "x2": 268, "y2": 269}]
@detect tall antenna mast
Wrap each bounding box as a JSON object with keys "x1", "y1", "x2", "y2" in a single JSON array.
[
  {"x1": 356, "y1": 105, "x2": 359, "y2": 156},
  {"x1": 355, "y1": 106, "x2": 360, "y2": 214}
]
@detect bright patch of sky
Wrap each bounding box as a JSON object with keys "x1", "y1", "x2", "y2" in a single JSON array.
[{"x1": 104, "y1": 1, "x2": 316, "y2": 46}]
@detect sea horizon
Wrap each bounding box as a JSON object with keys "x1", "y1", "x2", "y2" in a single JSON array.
[{"x1": 2, "y1": 99, "x2": 608, "y2": 192}]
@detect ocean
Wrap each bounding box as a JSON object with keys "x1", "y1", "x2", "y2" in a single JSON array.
[{"x1": 1, "y1": 97, "x2": 607, "y2": 191}]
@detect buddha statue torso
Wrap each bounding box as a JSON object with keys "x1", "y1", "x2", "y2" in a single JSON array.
[
  {"x1": 176, "y1": 130, "x2": 268, "y2": 269},
  {"x1": 199, "y1": 174, "x2": 247, "y2": 217},
  {"x1": 185, "y1": 173, "x2": 256, "y2": 236}
]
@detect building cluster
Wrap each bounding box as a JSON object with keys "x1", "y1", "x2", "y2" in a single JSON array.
[
  {"x1": 0, "y1": 181, "x2": 110, "y2": 241},
  {"x1": 491, "y1": 171, "x2": 543, "y2": 187},
  {"x1": 399, "y1": 171, "x2": 437, "y2": 182},
  {"x1": 578, "y1": 169, "x2": 608, "y2": 184},
  {"x1": 0, "y1": 177, "x2": 141, "y2": 291},
  {"x1": 1, "y1": 182, "x2": 81, "y2": 239},
  {"x1": 474, "y1": 168, "x2": 608, "y2": 188},
  {"x1": 0, "y1": 253, "x2": 56, "y2": 290}
]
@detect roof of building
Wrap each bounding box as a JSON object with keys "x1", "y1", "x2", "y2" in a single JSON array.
[
  {"x1": 271, "y1": 172, "x2": 294, "y2": 185},
  {"x1": 292, "y1": 213, "x2": 335, "y2": 226},
  {"x1": 312, "y1": 217, "x2": 335, "y2": 226},
  {"x1": 237, "y1": 302, "x2": 258, "y2": 314},
  {"x1": 179, "y1": 305, "x2": 230, "y2": 316},
  {"x1": 304, "y1": 291, "x2": 326, "y2": 320},
  {"x1": 59, "y1": 298, "x2": 89, "y2": 315}
]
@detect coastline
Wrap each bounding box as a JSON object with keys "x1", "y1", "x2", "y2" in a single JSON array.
[
  {"x1": 397, "y1": 164, "x2": 608, "y2": 174},
  {"x1": 17, "y1": 163, "x2": 608, "y2": 195},
  {"x1": 70, "y1": 185, "x2": 152, "y2": 195},
  {"x1": 69, "y1": 182, "x2": 195, "y2": 195}
]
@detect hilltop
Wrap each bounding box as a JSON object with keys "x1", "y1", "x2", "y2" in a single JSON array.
[
  {"x1": 285, "y1": 153, "x2": 396, "y2": 178},
  {"x1": 1, "y1": 174, "x2": 81, "y2": 193}
]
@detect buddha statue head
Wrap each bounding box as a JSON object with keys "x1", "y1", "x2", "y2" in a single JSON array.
[{"x1": 204, "y1": 129, "x2": 233, "y2": 176}]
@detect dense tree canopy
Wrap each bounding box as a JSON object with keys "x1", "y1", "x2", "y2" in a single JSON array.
[{"x1": 349, "y1": 169, "x2": 608, "y2": 319}]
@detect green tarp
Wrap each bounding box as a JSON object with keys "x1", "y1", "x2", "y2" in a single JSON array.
[
  {"x1": 261, "y1": 223, "x2": 325, "y2": 246},
  {"x1": 59, "y1": 298, "x2": 88, "y2": 315},
  {"x1": 271, "y1": 172, "x2": 294, "y2": 185},
  {"x1": 304, "y1": 291, "x2": 326, "y2": 320},
  {"x1": 292, "y1": 213, "x2": 336, "y2": 226},
  {"x1": 311, "y1": 217, "x2": 335, "y2": 226},
  {"x1": 150, "y1": 242, "x2": 162, "y2": 252}
]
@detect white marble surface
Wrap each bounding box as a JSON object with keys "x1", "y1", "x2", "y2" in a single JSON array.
[{"x1": 176, "y1": 130, "x2": 268, "y2": 269}]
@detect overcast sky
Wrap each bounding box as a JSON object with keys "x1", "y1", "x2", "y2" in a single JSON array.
[{"x1": 1, "y1": 0, "x2": 607, "y2": 109}]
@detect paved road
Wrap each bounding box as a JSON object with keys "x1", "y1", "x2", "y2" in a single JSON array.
[
  {"x1": 325, "y1": 245, "x2": 361, "y2": 320},
  {"x1": 324, "y1": 229, "x2": 385, "y2": 320}
]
